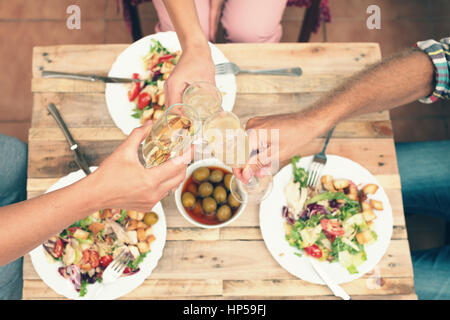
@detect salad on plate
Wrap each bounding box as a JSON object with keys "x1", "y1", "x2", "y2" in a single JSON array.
[
  {"x1": 43, "y1": 208, "x2": 159, "y2": 296},
  {"x1": 283, "y1": 156, "x2": 384, "y2": 274},
  {"x1": 127, "y1": 39, "x2": 181, "y2": 124}
]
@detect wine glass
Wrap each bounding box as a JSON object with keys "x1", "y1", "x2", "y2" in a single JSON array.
[
  {"x1": 203, "y1": 111, "x2": 273, "y2": 204},
  {"x1": 182, "y1": 81, "x2": 223, "y2": 121},
  {"x1": 183, "y1": 81, "x2": 223, "y2": 158},
  {"x1": 141, "y1": 103, "x2": 201, "y2": 168}
]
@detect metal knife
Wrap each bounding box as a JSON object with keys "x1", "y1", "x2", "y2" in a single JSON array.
[
  {"x1": 47, "y1": 103, "x2": 92, "y2": 176},
  {"x1": 42, "y1": 70, "x2": 140, "y2": 83},
  {"x1": 309, "y1": 257, "x2": 351, "y2": 300}
]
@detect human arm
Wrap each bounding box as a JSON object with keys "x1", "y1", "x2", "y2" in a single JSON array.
[
  {"x1": 240, "y1": 43, "x2": 448, "y2": 181},
  {"x1": 0, "y1": 122, "x2": 191, "y2": 265},
  {"x1": 162, "y1": 0, "x2": 215, "y2": 106}
]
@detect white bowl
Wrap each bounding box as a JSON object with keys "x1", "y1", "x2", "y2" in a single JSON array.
[{"x1": 174, "y1": 158, "x2": 247, "y2": 229}]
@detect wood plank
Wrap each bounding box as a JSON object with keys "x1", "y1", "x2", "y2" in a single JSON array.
[
  {"x1": 216, "y1": 43, "x2": 382, "y2": 73},
  {"x1": 22, "y1": 279, "x2": 222, "y2": 299},
  {"x1": 31, "y1": 92, "x2": 389, "y2": 129},
  {"x1": 23, "y1": 239, "x2": 413, "y2": 281},
  {"x1": 223, "y1": 278, "x2": 414, "y2": 296},
  {"x1": 32, "y1": 43, "x2": 381, "y2": 79},
  {"x1": 32, "y1": 74, "x2": 349, "y2": 94},
  {"x1": 28, "y1": 121, "x2": 393, "y2": 143},
  {"x1": 26, "y1": 138, "x2": 399, "y2": 178}
]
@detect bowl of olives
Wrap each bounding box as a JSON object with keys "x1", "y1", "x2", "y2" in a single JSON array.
[{"x1": 174, "y1": 158, "x2": 246, "y2": 228}]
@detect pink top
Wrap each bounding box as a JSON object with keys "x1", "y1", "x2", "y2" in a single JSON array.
[{"x1": 120, "y1": 0, "x2": 330, "y2": 36}]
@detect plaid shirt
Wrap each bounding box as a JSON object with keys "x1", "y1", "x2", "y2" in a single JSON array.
[{"x1": 416, "y1": 37, "x2": 450, "y2": 103}]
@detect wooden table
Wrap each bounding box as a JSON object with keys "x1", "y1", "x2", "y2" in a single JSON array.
[{"x1": 24, "y1": 42, "x2": 416, "y2": 299}]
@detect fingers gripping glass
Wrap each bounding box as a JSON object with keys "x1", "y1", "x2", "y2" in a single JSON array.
[{"x1": 141, "y1": 103, "x2": 201, "y2": 168}]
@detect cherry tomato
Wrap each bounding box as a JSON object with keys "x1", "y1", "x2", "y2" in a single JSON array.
[
  {"x1": 320, "y1": 219, "x2": 345, "y2": 236},
  {"x1": 99, "y1": 255, "x2": 113, "y2": 268},
  {"x1": 304, "y1": 244, "x2": 322, "y2": 258},
  {"x1": 89, "y1": 251, "x2": 100, "y2": 268},
  {"x1": 123, "y1": 267, "x2": 132, "y2": 274},
  {"x1": 137, "y1": 92, "x2": 151, "y2": 110},
  {"x1": 53, "y1": 238, "x2": 64, "y2": 258},
  {"x1": 157, "y1": 54, "x2": 174, "y2": 65},
  {"x1": 127, "y1": 73, "x2": 141, "y2": 102}
]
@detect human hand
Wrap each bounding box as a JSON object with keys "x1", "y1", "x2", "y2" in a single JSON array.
[
  {"x1": 164, "y1": 42, "x2": 215, "y2": 107},
  {"x1": 208, "y1": 0, "x2": 225, "y2": 42},
  {"x1": 233, "y1": 111, "x2": 327, "y2": 183},
  {"x1": 90, "y1": 121, "x2": 192, "y2": 211}
]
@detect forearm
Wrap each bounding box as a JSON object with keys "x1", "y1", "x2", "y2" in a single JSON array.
[
  {"x1": 162, "y1": 0, "x2": 209, "y2": 52},
  {"x1": 304, "y1": 48, "x2": 435, "y2": 130},
  {"x1": 0, "y1": 173, "x2": 103, "y2": 265}
]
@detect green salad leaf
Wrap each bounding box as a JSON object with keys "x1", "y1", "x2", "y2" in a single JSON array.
[{"x1": 291, "y1": 155, "x2": 309, "y2": 187}]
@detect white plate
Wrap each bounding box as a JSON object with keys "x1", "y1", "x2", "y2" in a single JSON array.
[
  {"x1": 105, "y1": 31, "x2": 237, "y2": 135},
  {"x1": 29, "y1": 167, "x2": 167, "y2": 300},
  {"x1": 259, "y1": 155, "x2": 393, "y2": 285}
]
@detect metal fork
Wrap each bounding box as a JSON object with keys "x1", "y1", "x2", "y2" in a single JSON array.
[
  {"x1": 215, "y1": 62, "x2": 302, "y2": 76},
  {"x1": 92, "y1": 250, "x2": 131, "y2": 299},
  {"x1": 307, "y1": 127, "x2": 335, "y2": 188}
]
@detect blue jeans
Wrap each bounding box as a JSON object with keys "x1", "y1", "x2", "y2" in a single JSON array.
[
  {"x1": 396, "y1": 140, "x2": 450, "y2": 300},
  {"x1": 0, "y1": 134, "x2": 27, "y2": 300}
]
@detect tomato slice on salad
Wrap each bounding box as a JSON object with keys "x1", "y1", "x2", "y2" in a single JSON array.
[
  {"x1": 127, "y1": 73, "x2": 141, "y2": 102},
  {"x1": 320, "y1": 219, "x2": 345, "y2": 236},
  {"x1": 53, "y1": 238, "x2": 64, "y2": 258},
  {"x1": 89, "y1": 250, "x2": 100, "y2": 268},
  {"x1": 99, "y1": 255, "x2": 113, "y2": 268},
  {"x1": 304, "y1": 244, "x2": 322, "y2": 258},
  {"x1": 137, "y1": 92, "x2": 151, "y2": 110},
  {"x1": 157, "y1": 54, "x2": 174, "y2": 65}
]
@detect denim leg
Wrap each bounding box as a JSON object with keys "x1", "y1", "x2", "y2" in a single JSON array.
[
  {"x1": 0, "y1": 134, "x2": 27, "y2": 300},
  {"x1": 395, "y1": 140, "x2": 450, "y2": 220},
  {"x1": 396, "y1": 140, "x2": 450, "y2": 300},
  {"x1": 412, "y1": 246, "x2": 450, "y2": 300}
]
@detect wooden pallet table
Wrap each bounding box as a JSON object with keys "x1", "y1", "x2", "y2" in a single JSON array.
[{"x1": 23, "y1": 42, "x2": 416, "y2": 299}]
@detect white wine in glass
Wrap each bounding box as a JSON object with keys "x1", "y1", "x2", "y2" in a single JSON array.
[
  {"x1": 182, "y1": 81, "x2": 222, "y2": 121},
  {"x1": 142, "y1": 104, "x2": 201, "y2": 168},
  {"x1": 203, "y1": 111, "x2": 273, "y2": 204}
]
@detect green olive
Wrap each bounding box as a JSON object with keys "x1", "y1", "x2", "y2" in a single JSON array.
[
  {"x1": 217, "y1": 205, "x2": 232, "y2": 222},
  {"x1": 181, "y1": 192, "x2": 196, "y2": 208},
  {"x1": 223, "y1": 173, "x2": 232, "y2": 190},
  {"x1": 144, "y1": 211, "x2": 159, "y2": 226},
  {"x1": 193, "y1": 167, "x2": 210, "y2": 182},
  {"x1": 213, "y1": 186, "x2": 227, "y2": 204},
  {"x1": 202, "y1": 197, "x2": 217, "y2": 213},
  {"x1": 228, "y1": 193, "x2": 240, "y2": 208},
  {"x1": 209, "y1": 169, "x2": 224, "y2": 183},
  {"x1": 198, "y1": 182, "x2": 213, "y2": 197}
]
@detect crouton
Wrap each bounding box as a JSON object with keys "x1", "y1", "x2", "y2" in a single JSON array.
[
  {"x1": 125, "y1": 219, "x2": 138, "y2": 231},
  {"x1": 362, "y1": 184, "x2": 379, "y2": 195},
  {"x1": 137, "y1": 241, "x2": 150, "y2": 253},
  {"x1": 321, "y1": 175, "x2": 336, "y2": 191},
  {"x1": 356, "y1": 230, "x2": 374, "y2": 244},
  {"x1": 362, "y1": 209, "x2": 377, "y2": 222},
  {"x1": 333, "y1": 179, "x2": 350, "y2": 190},
  {"x1": 127, "y1": 210, "x2": 138, "y2": 220},
  {"x1": 370, "y1": 199, "x2": 384, "y2": 210},
  {"x1": 88, "y1": 222, "x2": 104, "y2": 236},
  {"x1": 137, "y1": 228, "x2": 147, "y2": 242}
]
